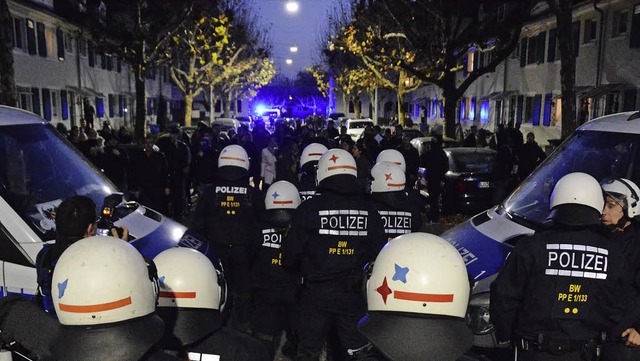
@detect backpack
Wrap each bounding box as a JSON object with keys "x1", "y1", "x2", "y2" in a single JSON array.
[{"x1": 35, "y1": 243, "x2": 58, "y2": 316}]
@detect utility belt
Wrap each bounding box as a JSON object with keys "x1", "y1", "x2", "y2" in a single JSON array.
[
  {"x1": 304, "y1": 274, "x2": 364, "y2": 293},
  {"x1": 517, "y1": 336, "x2": 600, "y2": 360}
]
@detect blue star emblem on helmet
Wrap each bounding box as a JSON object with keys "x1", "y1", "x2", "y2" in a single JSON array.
[
  {"x1": 392, "y1": 263, "x2": 409, "y2": 283},
  {"x1": 272, "y1": 191, "x2": 280, "y2": 199},
  {"x1": 158, "y1": 276, "x2": 166, "y2": 289},
  {"x1": 58, "y1": 278, "x2": 69, "y2": 299}
]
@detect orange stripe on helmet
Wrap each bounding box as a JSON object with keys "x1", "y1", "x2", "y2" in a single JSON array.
[
  {"x1": 328, "y1": 165, "x2": 357, "y2": 171},
  {"x1": 59, "y1": 296, "x2": 132, "y2": 313},
  {"x1": 388, "y1": 183, "x2": 406, "y2": 187},
  {"x1": 159, "y1": 291, "x2": 197, "y2": 299},
  {"x1": 394, "y1": 291, "x2": 453, "y2": 303},
  {"x1": 273, "y1": 200, "x2": 294, "y2": 204},
  {"x1": 309, "y1": 153, "x2": 324, "y2": 156},
  {"x1": 220, "y1": 156, "x2": 246, "y2": 162}
]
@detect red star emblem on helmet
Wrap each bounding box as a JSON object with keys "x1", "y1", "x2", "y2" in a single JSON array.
[
  {"x1": 385, "y1": 173, "x2": 393, "y2": 181},
  {"x1": 376, "y1": 277, "x2": 392, "y2": 304},
  {"x1": 329, "y1": 154, "x2": 339, "y2": 163}
]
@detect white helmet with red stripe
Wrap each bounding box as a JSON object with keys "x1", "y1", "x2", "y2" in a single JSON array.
[
  {"x1": 218, "y1": 144, "x2": 249, "y2": 170},
  {"x1": 316, "y1": 148, "x2": 358, "y2": 183},
  {"x1": 153, "y1": 247, "x2": 222, "y2": 310},
  {"x1": 376, "y1": 149, "x2": 406, "y2": 173},
  {"x1": 365, "y1": 232, "x2": 469, "y2": 316},
  {"x1": 300, "y1": 143, "x2": 328, "y2": 168},
  {"x1": 371, "y1": 161, "x2": 406, "y2": 193},
  {"x1": 52, "y1": 236, "x2": 157, "y2": 325},
  {"x1": 265, "y1": 181, "x2": 301, "y2": 210}
]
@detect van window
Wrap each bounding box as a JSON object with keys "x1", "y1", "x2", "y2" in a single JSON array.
[
  {"x1": 503, "y1": 130, "x2": 639, "y2": 227},
  {"x1": 0, "y1": 224, "x2": 31, "y2": 267},
  {"x1": 0, "y1": 124, "x2": 117, "y2": 240}
]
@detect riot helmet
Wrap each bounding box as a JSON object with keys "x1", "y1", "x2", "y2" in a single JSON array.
[
  {"x1": 549, "y1": 172, "x2": 604, "y2": 226},
  {"x1": 371, "y1": 161, "x2": 406, "y2": 193},
  {"x1": 376, "y1": 149, "x2": 406, "y2": 173}
]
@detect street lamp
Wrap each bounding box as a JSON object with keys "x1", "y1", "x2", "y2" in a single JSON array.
[
  {"x1": 285, "y1": 1, "x2": 299, "y2": 13},
  {"x1": 290, "y1": 46, "x2": 298, "y2": 53},
  {"x1": 286, "y1": 59, "x2": 293, "y2": 65}
]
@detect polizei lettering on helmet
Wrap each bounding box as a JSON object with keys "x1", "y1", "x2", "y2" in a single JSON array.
[
  {"x1": 215, "y1": 186, "x2": 248, "y2": 194},
  {"x1": 318, "y1": 209, "x2": 368, "y2": 236},
  {"x1": 545, "y1": 243, "x2": 608, "y2": 279}
]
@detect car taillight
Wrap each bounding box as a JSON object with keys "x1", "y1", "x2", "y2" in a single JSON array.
[{"x1": 454, "y1": 178, "x2": 467, "y2": 192}]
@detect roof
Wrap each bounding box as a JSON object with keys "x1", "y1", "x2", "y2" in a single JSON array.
[
  {"x1": 579, "y1": 111, "x2": 640, "y2": 134},
  {"x1": 0, "y1": 106, "x2": 46, "y2": 125}
]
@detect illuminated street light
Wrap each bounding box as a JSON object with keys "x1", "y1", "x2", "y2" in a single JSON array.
[
  {"x1": 290, "y1": 46, "x2": 298, "y2": 53},
  {"x1": 285, "y1": 1, "x2": 299, "y2": 13},
  {"x1": 285, "y1": 59, "x2": 293, "y2": 65}
]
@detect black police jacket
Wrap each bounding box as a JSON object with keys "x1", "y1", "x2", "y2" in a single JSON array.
[
  {"x1": 367, "y1": 192, "x2": 423, "y2": 242},
  {"x1": 297, "y1": 164, "x2": 318, "y2": 201},
  {"x1": 192, "y1": 170, "x2": 263, "y2": 246},
  {"x1": 282, "y1": 175, "x2": 386, "y2": 283},
  {"x1": 249, "y1": 213, "x2": 302, "y2": 291},
  {"x1": 490, "y1": 226, "x2": 639, "y2": 343}
]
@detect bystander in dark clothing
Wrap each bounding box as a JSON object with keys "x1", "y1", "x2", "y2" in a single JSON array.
[
  {"x1": 276, "y1": 138, "x2": 299, "y2": 185},
  {"x1": 386, "y1": 125, "x2": 403, "y2": 150},
  {"x1": 157, "y1": 128, "x2": 191, "y2": 220},
  {"x1": 462, "y1": 125, "x2": 477, "y2": 147},
  {"x1": 101, "y1": 134, "x2": 129, "y2": 194},
  {"x1": 397, "y1": 135, "x2": 420, "y2": 189},
  {"x1": 132, "y1": 137, "x2": 170, "y2": 214},
  {"x1": 352, "y1": 140, "x2": 372, "y2": 192},
  {"x1": 506, "y1": 122, "x2": 524, "y2": 151},
  {"x1": 491, "y1": 144, "x2": 514, "y2": 205},
  {"x1": 423, "y1": 136, "x2": 449, "y2": 222},
  {"x1": 517, "y1": 132, "x2": 546, "y2": 181},
  {"x1": 326, "y1": 120, "x2": 339, "y2": 139}
]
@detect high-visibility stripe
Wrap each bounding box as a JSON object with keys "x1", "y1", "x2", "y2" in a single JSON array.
[
  {"x1": 387, "y1": 183, "x2": 405, "y2": 187},
  {"x1": 328, "y1": 165, "x2": 357, "y2": 171},
  {"x1": 159, "y1": 291, "x2": 197, "y2": 299},
  {"x1": 59, "y1": 296, "x2": 132, "y2": 313},
  {"x1": 220, "y1": 156, "x2": 246, "y2": 162},
  {"x1": 394, "y1": 291, "x2": 453, "y2": 303},
  {"x1": 309, "y1": 153, "x2": 323, "y2": 156},
  {"x1": 273, "y1": 200, "x2": 293, "y2": 204}
]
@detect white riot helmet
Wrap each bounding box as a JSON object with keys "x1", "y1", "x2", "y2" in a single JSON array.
[
  {"x1": 154, "y1": 248, "x2": 223, "y2": 310},
  {"x1": 51, "y1": 236, "x2": 164, "y2": 361},
  {"x1": 549, "y1": 172, "x2": 604, "y2": 225},
  {"x1": 300, "y1": 143, "x2": 328, "y2": 168},
  {"x1": 376, "y1": 149, "x2": 406, "y2": 172},
  {"x1": 153, "y1": 247, "x2": 226, "y2": 348},
  {"x1": 316, "y1": 148, "x2": 358, "y2": 183},
  {"x1": 218, "y1": 144, "x2": 249, "y2": 170},
  {"x1": 52, "y1": 236, "x2": 158, "y2": 326},
  {"x1": 601, "y1": 177, "x2": 640, "y2": 218},
  {"x1": 265, "y1": 181, "x2": 301, "y2": 210},
  {"x1": 371, "y1": 161, "x2": 406, "y2": 193},
  {"x1": 359, "y1": 232, "x2": 472, "y2": 361}
]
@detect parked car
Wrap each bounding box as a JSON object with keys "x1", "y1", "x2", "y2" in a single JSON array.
[
  {"x1": 440, "y1": 147, "x2": 497, "y2": 214},
  {"x1": 212, "y1": 117, "x2": 240, "y2": 132},
  {"x1": 411, "y1": 136, "x2": 458, "y2": 158},
  {"x1": 0, "y1": 106, "x2": 218, "y2": 300},
  {"x1": 345, "y1": 118, "x2": 374, "y2": 141},
  {"x1": 441, "y1": 111, "x2": 640, "y2": 348},
  {"x1": 236, "y1": 116, "x2": 253, "y2": 130},
  {"x1": 401, "y1": 128, "x2": 424, "y2": 140}
]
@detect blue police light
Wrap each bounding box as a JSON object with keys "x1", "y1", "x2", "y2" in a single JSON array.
[{"x1": 255, "y1": 104, "x2": 267, "y2": 115}]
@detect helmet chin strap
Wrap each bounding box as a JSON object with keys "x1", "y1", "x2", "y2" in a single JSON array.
[{"x1": 605, "y1": 215, "x2": 630, "y2": 232}]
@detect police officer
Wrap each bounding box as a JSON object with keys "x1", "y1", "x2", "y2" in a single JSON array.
[
  {"x1": 367, "y1": 161, "x2": 422, "y2": 241},
  {"x1": 599, "y1": 177, "x2": 640, "y2": 361},
  {"x1": 282, "y1": 148, "x2": 386, "y2": 361},
  {"x1": 192, "y1": 144, "x2": 263, "y2": 332},
  {"x1": 358, "y1": 232, "x2": 474, "y2": 361},
  {"x1": 154, "y1": 248, "x2": 270, "y2": 361},
  {"x1": 50, "y1": 236, "x2": 180, "y2": 360},
  {"x1": 491, "y1": 172, "x2": 638, "y2": 361},
  {"x1": 249, "y1": 181, "x2": 303, "y2": 358},
  {"x1": 298, "y1": 142, "x2": 328, "y2": 201},
  {"x1": 376, "y1": 148, "x2": 424, "y2": 214}
]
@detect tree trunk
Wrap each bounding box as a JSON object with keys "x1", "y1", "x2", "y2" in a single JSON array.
[
  {"x1": 209, "y1": 87, "x2": 217, "y2": 124},
  {"x1": 554, "y1": 0, "x2": 577, "y2": 139},
  {"x1": 223, "y1": 93, "x2": 231, "y2": 118},
  {"x1": 443, "y1": 95, "x2": 458, "y2": 139},
  {"x1": 0, "y1": 0, "x2": 17, "y2": 107},
  {"x1": 184, "y1": 93, "x2": 193, "y2": 127},
  {"x1": 134, "y1": 64, "x2": 146, "y2": 141},
  {"x1": 396, "y1": 90, "x2": 404, "y2": 126}
]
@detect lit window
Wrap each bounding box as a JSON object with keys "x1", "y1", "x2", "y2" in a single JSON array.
[
  {"x1": 480, "y1": 100, "x2": 489, "y2": 123},
  {"x1": 583, "y1": 19, "x2": 597, "y2": 43},
  {"x1": 612, "y1": 10, "x2": 629, "y2": 37}
]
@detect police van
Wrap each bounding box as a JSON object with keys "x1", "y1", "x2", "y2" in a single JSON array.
[
  {"x1": 0, "y1": 106, "x2": 215, "y2": 300},
  {"x1": 441, "y1": 111, "x2": 640, "y2": 347}
]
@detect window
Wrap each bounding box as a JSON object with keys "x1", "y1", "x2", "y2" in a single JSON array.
[
  {"x1": 572, "y1": 21, "x2": 581, "y2": 56},
  {"x1": 536, "y1": 32, "x2": 546, "y2": 64},
  {"x1": 78, "y1": 38, "x2": 87, "y2": 57},
  {"x1": 547, "y1": 28, "x2": 557, "y2": 62},
  {"x1": 51, "y1": 90, "x2": 59, "y2": 117},
  {"x1": 32, "y1": 88, "x2": 41, "y2": 116},
  {"x1": 26, "y1": 19, "x2": 36, "y2": 55},
  {"x1": 470, "y1": 97, "x2": 476, "y2": 120},
  {"x1": 18, "y1": 87, "x2": 33, "y2": 112},
  {"x1": 460, "y1": 98, "x2": 466, "y2": 120},
  {"x1": 466, "y1": 52, "x2": 474, "y2": 74},
  {"x1": 64, "y1": 32, "x2": 74, "y2": 53},
  {"x1": 88, "y1": 42, "x2": 95, "y2": 67},
  {"x1": 56, "y1": 28, "x2": 64, "y2": 61},
  {"x1": 480, "y1": 100, "x2": 489, "y2": 123},
  {"x1": 532, "y1": 95, "x2": 542, "y2": 126},
  {"x1": 631, "y1": 4, "x2": 640, "y2": 48},
  {"x1": 12, "y1": 17, "x2": 25, "y2": 50},
  {"x1": 583, "y1": 19, "x2": 597, "y2": 44},
  {"x1": 519, "y1": 38, "x2": 527, "y2": 67},
  {"x1": 108, "y1": 94, "x2": 115, "y2": 117},
  {"x1": 42, "y1": 89, "x2": 52, "y2": 121},
  {"x1": 237, "y1": 99, "x2": 242, "y2": 113},
  {"x1": 100, "y1": 53, "x2": 106, "y2": 69},
  {"x1": 543, "y1": 93, "x2": 553, "y2": 126},
  {"x1": 612, "y1": 10, "x2": 629, "y2": 37},
  {"x1": 118, "y1": 95, "x2": 125, "y2": 116},
  {"x1": 508, "y1": 95, "x2": 517, "y2": 123},
  {"x1": 106, "y1": 55, "x2": 113, "y2": 71},
  {"x1": 96, "y1": 97, "x2": 105, "y2": 117},
  {"x1": 623, "y1": 89, "x2": 637, "y2": 111},
  {"x1": 496, "y1": 99, "x2": 503, "y2": 125},
  {"x1": 116, "y1": 57, "x2": 122, "y2": 72},
  {"x1": 36, "y1": 22, "x2": 47, "y2": 57},
  {"x1": 605, "y1": 92, "x2": 620, "y2": 115},
  {"x1": 61, "y1": 90, "x2": 69, "y2": 120},
  {"x1": 524, "y1": 96, "x2": 534, "y2": 123},
  {"x1": 516, "y1": 95, "x2": 524, "y2": 124},
  {"x1": 432, "y1": 99, "x2": 438, "y2": 119}
]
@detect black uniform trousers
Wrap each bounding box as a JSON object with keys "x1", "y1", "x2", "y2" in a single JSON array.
[
  {"x1": 251, "y1": 289, "x2": 300, "y2": 357},
  {"x1": 600, "y1": 341, "x2": 640, "y2": 361},
  {"x1": 213, "y1": 243, "x2": 251, "y2": 327},
  {"x1": 295, "y1": 283, "x2": 369, "y2": 361}
]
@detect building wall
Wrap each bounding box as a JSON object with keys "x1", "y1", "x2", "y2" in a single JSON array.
[{"x1": 9, "y1": 0, "x2": 173, "y2": 132}]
